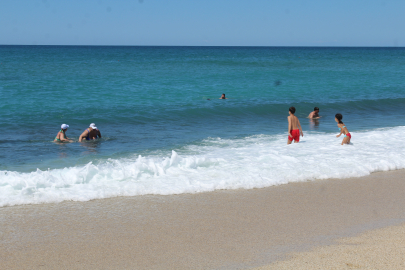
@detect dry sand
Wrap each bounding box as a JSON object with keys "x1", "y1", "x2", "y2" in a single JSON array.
[
  {"x1": 1, "y1": 169, "x2": 405, "y2": 269},
  {"x1": 255, "y1": 223, "x2": 405, "y2": 270}
]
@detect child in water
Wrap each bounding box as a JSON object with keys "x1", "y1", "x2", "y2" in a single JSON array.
[
  {"x1": 287, "y1": 107, "x2": 304, "y2": 144},
  {"x1": 335, "y1": 113, "x2": 351, "y2": 145}
]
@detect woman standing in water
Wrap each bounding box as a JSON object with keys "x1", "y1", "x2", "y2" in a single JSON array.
[
  {"x1": 54, "y1": 124, "x2": 73, "y2": 142},
  {"x1": 335, "y1": 114, "x2": 351, "y2": 145}
]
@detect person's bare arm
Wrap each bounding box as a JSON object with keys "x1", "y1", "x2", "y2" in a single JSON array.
[
  {"x1": 64, "y1": 137, "x2": 73, "y2": 142},
  {"x1": 336, "y1": 124, "x2": 343, "y2": 137},
  {"x1": 298, "y1": 119, "x2": 304, "y2": 137},
  {"x1": 56, "y1": 132, "x2": 70, "y2": 142},
  {"x1": 288, "y1": 116, "x2": 292, "y2": 137},
  {"x1": 312, "y1": 113, "x2": 321, "y2": 119},
  {"x1": 60, "y1": 136, "x2": 69, "y2": 142},
  {"x1": 98, "y1": 131, "x2": 101, "y2": 138},
  {"x1": 55, "y1": 132, "x2": 63, "y2": 142},
  {"x1": 79, "y1": 130, "x2": 89, "y2": 142}
]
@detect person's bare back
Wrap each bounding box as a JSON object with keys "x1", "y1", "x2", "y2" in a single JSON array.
[{"x1": 288, "y1": 115, "x2": 300, "y2": 130}]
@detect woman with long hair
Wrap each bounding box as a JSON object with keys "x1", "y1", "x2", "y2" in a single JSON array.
[{"x1": 335, "y1": 114, "x2": 351, "y2": 145}]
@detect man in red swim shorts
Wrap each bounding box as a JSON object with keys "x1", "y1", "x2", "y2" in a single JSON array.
[{"x1": 287, "y1": 106, "x2": 304, "y2": 144}]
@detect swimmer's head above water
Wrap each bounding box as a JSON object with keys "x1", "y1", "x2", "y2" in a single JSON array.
[
  {"x1": 61, "y1": 124, "x2": 69, "y2": 131},
  {"x1": 335, "y1": 113, "x2": 343, "y2": 124},
  {"x1": 220, "y1": 93, "x2": 227, "y2": 99},
  {"x1": 289, "y1": 106, "x2": 296, "y2": 114}
]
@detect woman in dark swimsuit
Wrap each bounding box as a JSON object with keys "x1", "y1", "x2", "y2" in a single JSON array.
[
  {"x1": 79, "y1": 123, "x2": 102, "y2": 142},
  {"x1": 79, "y1": 126, "x2": 93, "y2": 142}
]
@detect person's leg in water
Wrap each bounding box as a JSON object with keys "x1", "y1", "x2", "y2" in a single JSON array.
[
  {"x1": 341, "y1": 135, "x2": 351, "y2": 145},
  {"x1": 288, "y1": 129, "x2": 300, "y2": 144}
]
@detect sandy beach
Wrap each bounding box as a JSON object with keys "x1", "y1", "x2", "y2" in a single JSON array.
[
  {"x1": 255, "y1": 223, "x2": 405, "y2": 269},
  {"x1": 1, "y1": 169, "x2": 405, "y2": 269}
]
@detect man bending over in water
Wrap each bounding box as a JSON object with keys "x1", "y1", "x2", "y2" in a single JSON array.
[
  {"x1": 288, "y1": 106, "x2": 304, "y2": 144},
  {"x1": 308, "y1": 107, "x2": 320, "y2": 119}
]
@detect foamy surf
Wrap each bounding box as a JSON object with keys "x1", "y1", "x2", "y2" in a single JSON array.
[{"x1": 1, "y1": 126, "x2": 405, "y2": 207}]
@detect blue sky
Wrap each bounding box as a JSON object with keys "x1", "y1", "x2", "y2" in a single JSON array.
[{"x1": 1, "y1": 0, "x2": 404, "y2": 46}]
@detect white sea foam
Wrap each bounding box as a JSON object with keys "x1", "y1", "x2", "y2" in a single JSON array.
[{"x1": 1, "y1": 126, "x2": 405, "y2": 207}]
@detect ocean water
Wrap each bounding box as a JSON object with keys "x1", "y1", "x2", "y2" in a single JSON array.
[{"x1": 1, "y1": 46, "x2": 405, "y2": 207}]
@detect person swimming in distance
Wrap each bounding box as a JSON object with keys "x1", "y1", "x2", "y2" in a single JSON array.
[
  {"x1": 79, "y1": 124, "x2": 98, "y2": 142},
  {"x1": 335, "y1": 113, "x2": 351, "y2": 145},
  {"x1": 308, "y1": 107, "x2": 321, "y2": 119},
  {"x1": 287, "y1": 107, "x2": 304, "y2": 144},
  {"x1": 219, "y1": 93, "x2": 227, "y2": 99},
  {"x1": 54, "y1": 124, "x2": 73, "y2": 142}
]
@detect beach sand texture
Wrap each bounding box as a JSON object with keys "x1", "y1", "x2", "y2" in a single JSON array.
[
  {"x1": 256, "y1": 223, "x2": 405, "y2": 270},
  {"x1": 1, "y1": 169, "x2": 405, "y2": 269}
]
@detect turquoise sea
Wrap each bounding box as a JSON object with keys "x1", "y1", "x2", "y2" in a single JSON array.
[{"x1": 1, "y1": 46, "x2": 405, "y2": 206}]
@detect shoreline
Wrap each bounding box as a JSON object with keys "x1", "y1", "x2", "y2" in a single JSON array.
[{"x1": 1, "y1": 169, "x2": 405, "y2": 269}]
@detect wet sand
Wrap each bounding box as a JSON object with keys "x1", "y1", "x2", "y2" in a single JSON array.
[{"x1": 1, "y1": 169, "x2": 405, "y2": 269}]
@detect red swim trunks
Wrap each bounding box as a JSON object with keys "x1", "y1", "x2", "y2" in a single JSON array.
[{"x1": 288, "y1": 129, "x2": 300, "y2": 142}]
